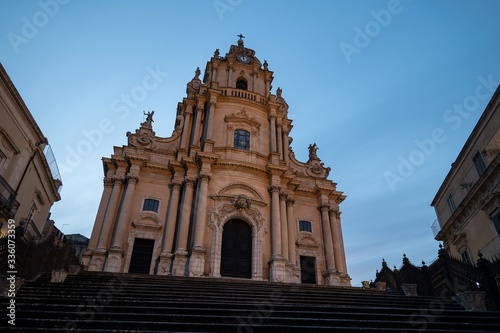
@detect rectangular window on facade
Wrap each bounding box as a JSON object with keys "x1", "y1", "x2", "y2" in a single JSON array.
[
  {"x1": 299, "y1": 220, "x2": 312, "y2": 232},
  {"x1": 492, "y1": 212, "x2": 500, "y2": 234},
  {"x1": 460, "y1": 248, "x2": 471, "y2": 265},
  {"x1": 143, "y1": 199, "x2": 159, "y2": 213},
  {"x1": 446, "y1": 194, "x2": 456, "y2": 214},
  {"x1": 473, "y1": 150, "x2": 487, "y2": 177},
  {"x1": 234, "y1": 129, "x2": 250, "y2": 150}
]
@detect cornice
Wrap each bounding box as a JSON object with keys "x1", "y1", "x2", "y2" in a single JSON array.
[
  {"x1": 436, "y1": 153, "x2": 500, "y2": 240},
  {"x1": 214, "y1": 160, "x2": 268, "y2": 175},
  {"x1": 0, "y1": 63, "x2": 46, "y2": 144}
]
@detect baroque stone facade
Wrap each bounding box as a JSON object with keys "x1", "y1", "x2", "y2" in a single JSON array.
[
  {"x1": 82, "y1": 37, "x2": 350, "y2": 286},
  {"x1": 432, "y1": 85, "x2": 500, "y2": 263},
  {"x1": 0, "y1": 63, "x2": 62, "y2": 239}
]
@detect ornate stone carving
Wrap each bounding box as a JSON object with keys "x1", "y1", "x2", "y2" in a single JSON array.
[
  {"x1": 127, "y1": 175, "x2": 139, "y2": 185},
  {"x1": 232, "y1": 195, "x2": 251, "y2": 210},
  {"x1": 268, "y1": 185, "x2": 281, "y2": 194},
  {"x1": 132, "y1": 214, "x2": 161, "y2": 230},
  {"x1": 184, "y1": 177, "x2": 196, "y2": 187},
  {"x1": 317, "y1": 204, "x2": 330, "y2": 212},
  {"x1": 199, "y1": 174, "x2": 211, "y2": 182},
  {"x1": 169, "y1": 180, "x2": 183, "y2": 190},
  {"x1": 224, "y1": 108, "x2": 261, "y2": 131},
  {"x1": 330, "y1": 209, "x2": 341, "y2": 219},
  {"x1": 104, "y1": 177, "x2": 114, "y2": 188},
  {"x1": 303, "y1": 143, "x2": 331, "y2": 178}
]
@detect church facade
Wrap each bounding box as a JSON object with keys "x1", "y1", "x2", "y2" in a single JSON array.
[{"x1": 82, "y1": 37, "x2": 350, "y2": 286}]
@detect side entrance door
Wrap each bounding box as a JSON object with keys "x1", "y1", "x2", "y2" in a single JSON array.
[
  {"x1": 128, "y1": 238, "x2": 154, "y2": 274},
  {"x1": 300, "y1": 255, "x2": 316, "y2": 284}
]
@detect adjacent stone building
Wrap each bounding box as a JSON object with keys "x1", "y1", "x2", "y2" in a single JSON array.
[
  {"x1": 0, "y1": 63, "x2": 62, "y2": 239},
  {"x1": 432, "y1": 85, "x2": 500, "y2": 263},
  {"x1": 83, "y1": 37, "x2": 350, "y2": 286}
]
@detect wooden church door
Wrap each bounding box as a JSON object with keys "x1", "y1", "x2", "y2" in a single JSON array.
[{"x1": 220, "y1": 219, "x2": 252, "y2": 278}]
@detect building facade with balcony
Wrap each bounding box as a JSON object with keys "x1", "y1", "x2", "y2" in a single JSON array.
[
  {"x1": 0, "y1": 63, "x2": 62, "y2": 240},
  {"x1": 432, "y1": 85, "x2": 500, "y2": 263},
  {"x1": 83, "y1": 37, "x2": 351, "y2": 286}
]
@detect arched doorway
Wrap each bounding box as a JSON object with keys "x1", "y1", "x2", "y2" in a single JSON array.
[{"x1": 220, "y1": 219, "x2": 252, "y2": 278}]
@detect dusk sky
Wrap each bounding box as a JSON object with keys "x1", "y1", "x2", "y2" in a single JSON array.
[{"x1": 2, "y1": 0, "x2": 500, "y2": 285}]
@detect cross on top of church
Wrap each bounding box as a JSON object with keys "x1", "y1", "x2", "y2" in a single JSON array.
[{"x1": 237, "y1": 34, "x2": 245, "y2": 46}]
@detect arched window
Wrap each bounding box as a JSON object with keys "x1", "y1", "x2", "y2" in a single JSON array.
[
  {"x1": 236, "y1": 79, "x2": 248, "y2": 90},
  {"x1": 143, "y1": 199, "x2": 159, "y2": 213},
  {"x1": 234, "y1": 129, "x2": 250, "y2": 150}
]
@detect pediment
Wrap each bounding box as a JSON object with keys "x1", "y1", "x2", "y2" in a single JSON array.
[
  {"x1": 224, "y1": 109, "x2": 261, "y2": 130},
  {"x1": 217, "y1": 183, "x2": 264, "y2": 200},
  {"x1": 296, "y1": 233, "x2": 319, "y2": 248},
  {"x1": 211, "y1": 183, "x2": 267, "y2": 208},
  {"x1": 132, "y1": 213, "x2": 161, "y2": 230}
]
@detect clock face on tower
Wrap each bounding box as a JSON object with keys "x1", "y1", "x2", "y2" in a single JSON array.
[{"x1": 237, "y1": 54, "x2": 251, "y2": 64}]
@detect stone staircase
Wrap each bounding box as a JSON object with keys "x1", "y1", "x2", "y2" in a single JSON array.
[{"x1": 2, "y1": 271, "x2": 500, "y2": 332}]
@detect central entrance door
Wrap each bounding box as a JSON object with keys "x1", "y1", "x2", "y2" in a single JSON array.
[
  {"x1": 128, "y1": 238, "x2": 154, "y2": 274},
  {"x1": 220, "y1": 219, "x2": 252, "y2": 279}
]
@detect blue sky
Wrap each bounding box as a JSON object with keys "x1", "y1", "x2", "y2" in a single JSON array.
[{"x1": 1, "y1": 0, "x2": 500, "y2": 285}]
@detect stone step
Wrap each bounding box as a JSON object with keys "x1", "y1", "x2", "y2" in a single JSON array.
[
  {"x1": 5, "y1": 314, "x2": 500, "y2": 332},
  {"x1": 7, "y1": 305, "x2": 500, "y2": 324},
  {"x1": 2, "y1": 272, "x2": 499, "y2": 332}
]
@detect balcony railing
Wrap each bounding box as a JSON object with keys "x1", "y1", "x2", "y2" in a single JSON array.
[
  {"x1": 43, "y1": 144, "x2": 63, "y2": 193},
  {"x1": 20, "y1": 218, "x2": 42, "y2": 241},
  {"x1": 0, "y1": 174, "x2": 20, "y2": 219},
  {"x1": 431, "y1": 219, "x2": 441, "y2": 238},
  {"x1": 221, "y1": 88, "x2": 267, "y2": 105}
]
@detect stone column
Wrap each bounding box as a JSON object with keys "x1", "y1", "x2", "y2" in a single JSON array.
[
  {"x1": 204, "y1": 102, "x2": 216, "y2": 141},
  {"x1": 192, "y1": 174, "x2": 210, "y2": 249},
  {"x1": 277, "y1": 124, "x2": 283, "y2": 160},
  {"x1": 286, "y1": 196, "x2": 300, "y2": 282},
  {"x1": 279, "y1": 193, "x2": 288, "y2": 261},
  {"x1": 319, "y1": 204, "x2": 337, "y2": 285},
  {"x1": 190, "y1": 174, "x2": 210, "y2": 277},
  {"x1": 268, "y1": 185, "x2": 286, "y2": 282},
  {"x1": 179, "y1": 107, "x2": 193, "y2": 150},
  {"x1": 173, "y1": 178, "x2": 196, "y2": 276},
  {"x1": 96, "y1": 177, "x2": 123, "y2": 252},
  {"x1": 269, "y1": 115, "x2": 277, "y2": 153},
  {"x1": 87, "y1": 177, "x2": 113, "y2": 251},
  {"x1": 105, "y1": 175, "x2": 138, "y2": 272},
  {"x1": 110, "y1": 175, "x2": 138, "y2": 251},
  {"x1": 84, "y1": 177, "x2": 114, "y2": 270},
  {"x1": 157, "y1": 180, "x2": 182, "y2": 275},
  {"x1": 190, "y1": 107, "x2": 203, "y2": 147},
  {"x1": 330, "y1": 209, "x2": 347, "y2": 274},
  {"x1": 269, "y1": 185, "x2": 282, "y2": 257}
]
